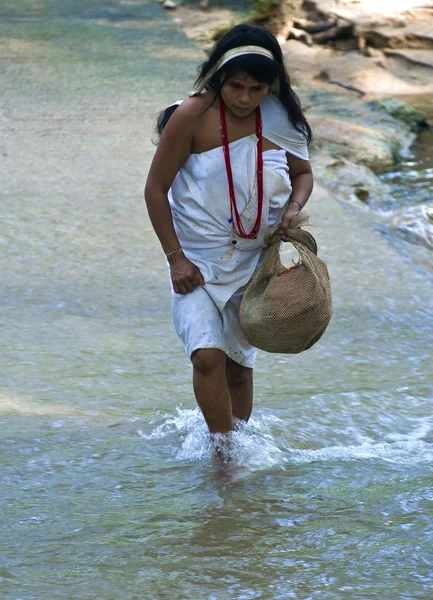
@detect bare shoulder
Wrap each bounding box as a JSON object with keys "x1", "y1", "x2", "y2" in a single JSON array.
[
  {"x1": 149, "y1": 93, "x2": 216, "y2": 187},
  {"x1": 166, "y1": 92, "x2": 215, "y2": 129}
]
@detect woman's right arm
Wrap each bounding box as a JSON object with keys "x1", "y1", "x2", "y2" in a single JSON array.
[{"x1": 144, "y1": 101, "x2": 205, "y2": 294}]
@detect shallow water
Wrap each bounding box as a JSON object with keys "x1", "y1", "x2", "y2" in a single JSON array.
[
  {"x1": 1, "y1": 3, "x2": 433, "y2": 599},
  {"x1": 378, "y1": 108, "x2": 433, "y2": 211}
]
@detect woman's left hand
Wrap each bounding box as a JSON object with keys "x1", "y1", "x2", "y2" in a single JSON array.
[{"x1": 279, "y1": 204, "x2": 300, "y2": 242}]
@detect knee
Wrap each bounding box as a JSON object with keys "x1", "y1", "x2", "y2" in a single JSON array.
[
  {"x1": 191, "y1": 348, "x2": 225, "y2": 376},
  {"x1": 226, "y1": 362, "x2": 252, "y2": 387}
]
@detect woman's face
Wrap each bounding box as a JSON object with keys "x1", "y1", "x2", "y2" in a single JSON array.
[{"x1": 220, "y1": 72, "x2": 270, "y2": 118}]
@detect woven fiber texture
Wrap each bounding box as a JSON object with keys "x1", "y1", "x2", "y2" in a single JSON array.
[{"x1": 239, "y1": 212, "x2": 332, "y2": 354}]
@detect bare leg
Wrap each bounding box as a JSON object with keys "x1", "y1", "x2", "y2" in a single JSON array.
[
  {"x1": 225, "y1": 358, "x2": 253, "y2": 423},
  {"x1": 191, "y1": 348, "x2": 233, "y2": 434}
]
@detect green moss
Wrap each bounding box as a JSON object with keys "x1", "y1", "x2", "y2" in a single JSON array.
[{"x1": 367, "y1": 98, "x2": 426, "y2": 133}]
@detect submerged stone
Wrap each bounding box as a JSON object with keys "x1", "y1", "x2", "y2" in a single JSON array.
[{"x1": 392, "y1": 203, "x2": 433, "y2": 249}]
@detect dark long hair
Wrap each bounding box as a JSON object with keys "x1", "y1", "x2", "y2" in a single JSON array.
[{"x1": 156, "y1": 24, "x2": 312, "y2": 144}]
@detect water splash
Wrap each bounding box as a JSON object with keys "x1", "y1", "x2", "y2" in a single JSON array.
[
  {"x1": 139, "y1": 407, "x2": 433, "y2": 469},
  {"x1": 138, "y1": 408, "x2": 285, "y2": 468}
]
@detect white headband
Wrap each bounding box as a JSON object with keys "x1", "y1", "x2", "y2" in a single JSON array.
[{"x1": 191, "y1": 45, "x2": 275, "y2": 95}]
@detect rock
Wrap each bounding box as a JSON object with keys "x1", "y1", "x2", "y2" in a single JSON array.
[
  {"x1": 392, "y1": 204, "x2": 433, "y2": 249},
  {"x1": 310, "y1": 153, "x2": 391, "y2": 206},
  {"x1": 367, "y1": 98, "x2": 427, "y2": 132},
  {"x1": 384, "y1": 49, "x2": 433, "y2": 69},
  {"x1": 162, "y1": 1, "x2": 177, "y2": 9},
  {"x1": 308, "y1": 116, "x2": 401, "y2": 169},
  {"x1": 387, "y1": 15, "x2": 407, "y2": 28},
  {"x1": 364, "y1": 47, "x2": 385, "y2": 59},
  {"x1": 354, "y1": 186, "x2": 370, "y2": 203},
  {"x1": 292, "y1": 0, "x2": 433, "y2": 90},
  {"x1": 282, "y1": 39, "x2": 333, "y2": 68},
  {"x1": 302, "y1": 90, "x2": 418, "y2": 170},
  {"x1": 366, "y1": 24, "x2": 433, "y2": 50},
  {"x1": 313, "y1": 51, "x2": 433, "y2": 95}
]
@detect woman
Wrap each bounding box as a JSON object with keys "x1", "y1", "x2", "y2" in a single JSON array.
[{"x1": 144, "y1": 24, "x2": 313, "y2": 436}]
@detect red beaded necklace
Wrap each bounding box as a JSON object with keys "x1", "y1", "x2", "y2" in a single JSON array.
[{"x1": 220, "y1": 98, "x2": 264, "y2": 240}]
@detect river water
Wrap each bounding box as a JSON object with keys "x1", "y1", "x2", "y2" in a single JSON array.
[
  {"x1": 378, "y1": 98, "x2": 433, "y2": 212},
  {"x1": 1, "y1": 2, "x2": 433, "y2": 599}
]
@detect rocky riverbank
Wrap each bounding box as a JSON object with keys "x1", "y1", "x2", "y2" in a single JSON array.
[
  {"x1": 158, "y1": 0, "x2": 433, "y2": 255},
  {"x1": 161, "y1": 0, "x2": 433, "y2": 96}
]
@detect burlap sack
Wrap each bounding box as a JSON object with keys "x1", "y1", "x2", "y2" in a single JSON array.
[{"x1": 239, "y1": 212, "x2": 332, "y2": 353}]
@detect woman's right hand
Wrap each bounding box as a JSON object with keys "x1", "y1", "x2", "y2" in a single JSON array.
[{"x1": 169, "y1": 253, "x2": 205, "y2": 294}]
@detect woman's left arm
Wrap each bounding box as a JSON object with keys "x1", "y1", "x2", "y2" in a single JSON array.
[{"x1": 280, "y1": 153, "x2": 314, "y2": 241}]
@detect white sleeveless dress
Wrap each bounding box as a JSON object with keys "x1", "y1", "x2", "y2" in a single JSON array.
[{"x1": 168, "y1": 94, "x2": 309, "y2": 367}]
